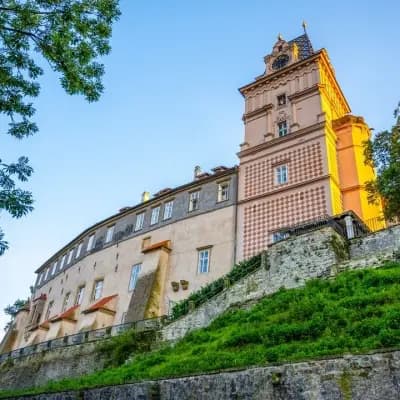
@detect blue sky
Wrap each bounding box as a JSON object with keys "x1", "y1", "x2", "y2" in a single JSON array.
[{"x1": 1, "y1": 0, "x2": 399, "y2": 335}]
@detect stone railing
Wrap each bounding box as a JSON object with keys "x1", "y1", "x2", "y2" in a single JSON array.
[{"x1": 0, "y1": 316, "x2": 166, "y2": 363}]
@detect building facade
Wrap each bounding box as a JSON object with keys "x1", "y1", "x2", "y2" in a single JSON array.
[{"x1": 0, "y1": 31, "x2": 384, "y2": 353}]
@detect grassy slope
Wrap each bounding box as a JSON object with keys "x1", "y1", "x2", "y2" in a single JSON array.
[{"x1": 2, "y1": 262, "x2": 400, "y2": 397}]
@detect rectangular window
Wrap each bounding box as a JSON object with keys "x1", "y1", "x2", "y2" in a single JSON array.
[
  {"x1": 44, "y1": 267, "x2": 51, "y2": 281},
  {"x1": 87, "y1": 234, "x2": 95, "y2": 251},
  {"x1": 51, "y1": 261, "x2": 58, "y2": 276},
  {"x1": 163, "y1": 200, "x2": 174, "y2": 220},
  {"x1": 150, "y1": 206, "x2": 160, "y2": 225},
  {"x1": 188, "y1": 190, "x2": 200, "y2": 212},
  {"x1": 276, "y1": 165, "x2": 288, "y2": 184},
  {"x1": 135, "y1": 212, "x2": 145, "y2": 231},
  {"x1": 75, "y1": 286, "x2": 85, "y2": 305},
  {"x1": 105, "y1": 225, "x2": 115, "y2": 243},
  {"x1": 76, "y1": 242, "x2": 83, "y2": 259},
  {"x1": 278, "y1": 120, "x2": 288, "y2": 137},
  {"x1": 217, "y1": 181, "x2": 230, "y2": 202},
  {"x1": 197, "y1": 248, "x2": 210, "y2": 274},
  {"x1": 60, "y1": 254, "x2": 67, "y2": 269},
  {"x1": 92, "y1": 280, "x2": 104, "y2": 301},
  {"x1": 62, "y1": 292, "x2": 70, "y2": 312},
  {"x1": 129, "y1": 264, "x2": 142, "y2": 291},
  {"x1": 45, "y1": 301, "x2": 54, "y2": 321},
  {"x1": 67, "y1": 249, "x2": 74, "y2": 264},
  {"x1": 277, "y1": 94, "x2": 286, "y2": 106}
]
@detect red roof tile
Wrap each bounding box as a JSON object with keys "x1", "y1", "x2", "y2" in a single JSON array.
[
  {"x1": 51, "y1": 305, "x2": 79, "y2": 322},
  {"x1": 82, "y1": 294, "x2": 118, "y2": 314},
  {"x1": 142, "y1": 240, "x2": 171, "y2": 254}
]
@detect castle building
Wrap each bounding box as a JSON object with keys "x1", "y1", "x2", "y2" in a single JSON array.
[{"x1": 0, "y1": 30, "x2": 383, "y2": 353}]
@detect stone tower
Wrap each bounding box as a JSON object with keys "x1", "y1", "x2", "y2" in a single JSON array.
[{"x1": 236, "y1": 31, "x2": 383, "y2": 260}]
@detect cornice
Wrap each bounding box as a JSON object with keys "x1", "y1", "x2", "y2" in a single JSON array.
[
  {"x1": 237, "y1": 121, "x2": 325, "y2": 159},
  {"x1": 288, "y1": 84, "x2": 322, "y2": 101},
  {"x1": 238, "y1": 174, "x2": 331, "y2": 205},
  {"x1": 242, "y1": 103, "x2": 273, "y2": 122},
  {"x1": 238, "y1": 50, "x2": 324, "y2": 96}
]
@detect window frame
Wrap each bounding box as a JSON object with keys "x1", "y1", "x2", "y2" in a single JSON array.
[
  {"x1": 150, "y1": 206, "x2": 160, "y2": 225},
  {"x1": 275, "y1": 165, "x2": 288, "y2": 185},
  {"x1": 188, "y1": 190, "x2": 200, "y2": 212},
  {"x1": 62, "y1": 292, "x2": 70, "y2": 312},
  {"x1": 60, "y1": 254, "x2": 67, "y2": 269},
  {"x1": 277, "y1": 93, "x2": 286, "y2": 106},
  {"x1": 217, "y1": 181, "x2": 230, "y2": 203},
  {"x1": 278, "y1": 120, "x2": 288, "y2": 137},
  {"x1": 163, "y1": 200, "x2": 174, "y2": 220},
  {"x1": 92, "y1": 279, "x2": 104, "y2": 301},
  {"x1": 45, "y1": 300, "x2": 54, "y2": 321},
  {"x1": 105, "y1": 225, "x2": 115, "y2": 244},
  {"x1": 75, "y1": 285, "x2": 85, "y2": 305},
  {"x1": 128, "y1": 263, "x2": 142, "y2": 292},
  {"x1": 76, "y1": 242, "x2": 83, "y2": 259},
  {"x1": 197, "y1": 248, "x2": 211, "y2": 274},
  {"x1": 67, "y1": 248, "x2": 74, "y2": 264},
  {"x1": 87, "y1": 234, "x2": 95, "y2": 252},
  {"x1": 135, "y1": 212, "x2": 145, "y2": 231}
]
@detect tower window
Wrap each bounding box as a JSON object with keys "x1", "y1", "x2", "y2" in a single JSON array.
[
  {"x1": 278, "y1": 121, "x2": 288, "y2": 137},
  {"x1": 276, "y1": 165, "x2": 288, "y2": 185},
  {"x1": 277, "y1": 94, "x2": 286, "y2": 106}
]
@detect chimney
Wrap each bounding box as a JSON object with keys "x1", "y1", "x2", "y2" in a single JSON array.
[
  {"x1": 141, "y1": 191, "x2": 150, "y2": 203},
  {"x1": 194, "y1": 165, "x2": 202, "y2": 180}
]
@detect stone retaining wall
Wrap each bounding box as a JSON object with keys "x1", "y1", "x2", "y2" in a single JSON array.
[
  {"x1": 6, "y1": 350, "x2": 400, "y2": 399},
  {"x1": 0, "y1": 342, "x2": 104, "y2": 391}
]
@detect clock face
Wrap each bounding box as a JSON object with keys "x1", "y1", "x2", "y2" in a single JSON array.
[{"x1": 272, "y1": 54, "x2": 289, "y2": 70}]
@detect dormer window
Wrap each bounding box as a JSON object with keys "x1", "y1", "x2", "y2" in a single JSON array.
[
  {"x1": 277, "y1": 94, "x2": 286, "y2": 106},
  {"x1": 278, "y1": 121, "x2": 288, "y2": 137}
]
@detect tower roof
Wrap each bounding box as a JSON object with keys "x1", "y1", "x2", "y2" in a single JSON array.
[{"x1": 288, "y1": 33, "x2": 314, "y2": 60}]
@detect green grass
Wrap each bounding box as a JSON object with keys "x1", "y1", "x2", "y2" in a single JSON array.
[{"x1": 2, "y1": 262, "x2": 400, "y2": 398}]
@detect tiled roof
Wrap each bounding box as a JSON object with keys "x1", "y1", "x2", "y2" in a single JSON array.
[
  {"x1": 82, "y1": 294, "x2": 118, "y2": 314},
  {"x1": 33, "y1": 293, "x2": 47, "y2": 302},
  {"x1": 51, "y1": 305, "x2": 79, "y2": 322},
  {"x1": 142, "y1": 240, "x2": 172, "y2": 254},
  {"x1": 288, "y1": 34, "x2": 314, "y2": 60}
]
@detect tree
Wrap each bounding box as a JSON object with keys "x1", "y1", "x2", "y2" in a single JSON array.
[
  {"x1": 0, "y1": 0, "x2": 120, "y2": 255},
  {"x1": 364, "y1": 102, "x2": 400, "y2": 221},
  {"x1": 4, "y1": 298, "x2": 27, "y2": 330}
]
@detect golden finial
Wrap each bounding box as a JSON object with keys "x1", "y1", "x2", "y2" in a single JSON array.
[{"x1": 302, "y1": 20, "x2": 308, "y2": 34}]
